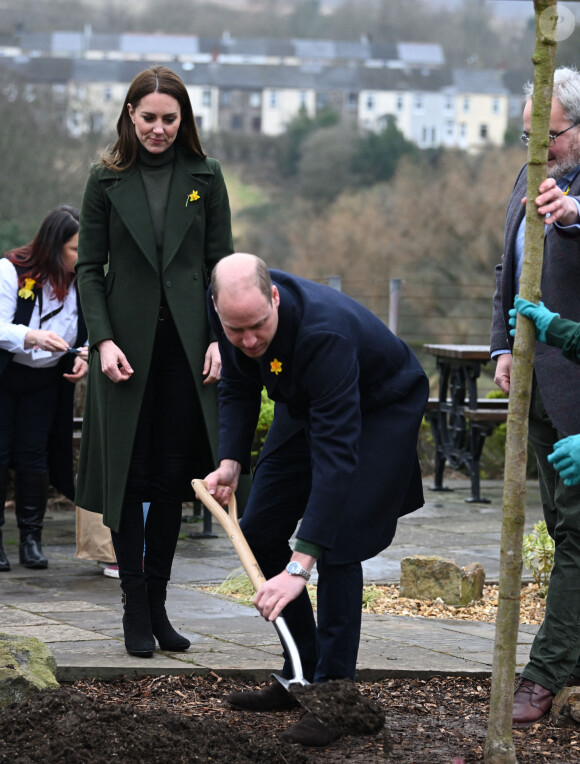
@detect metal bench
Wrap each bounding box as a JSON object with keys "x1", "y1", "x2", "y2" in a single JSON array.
[{"x1": 425, "y1": 397, "x2": 508, "y2": 503}]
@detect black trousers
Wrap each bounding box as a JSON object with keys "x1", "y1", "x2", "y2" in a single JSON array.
[
  {"x1": 240, "y1": 428, "x2": 364, "y2": 683},
  {"x1": 112, "y1": 317, "x2": 210, "y2": 588},
  {"x1": 0, "y1": 362, "x2": 61, "y2": 472}
]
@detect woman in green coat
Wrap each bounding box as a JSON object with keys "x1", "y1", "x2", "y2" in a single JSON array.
[{"x1": 75, "y1": 66, "x2": 233, "y2": 658}]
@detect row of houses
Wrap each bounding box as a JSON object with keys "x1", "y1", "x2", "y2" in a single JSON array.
[{"x1": 0, "y1": 31, "x2": 529, "y2": 152}]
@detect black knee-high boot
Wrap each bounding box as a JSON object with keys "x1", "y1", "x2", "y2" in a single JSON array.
[
  {"x1": 0, "y1": 467, "x2": 10, "y2": 572},
  {"x1": 147, "y1": 580, "x2": 190, "y2": 652},
  {"x1": 143, "y1": 500, "x2": 189, "y2": 651},
  {"x1": 112, "y1": 504, "x2": 155, "y2": 658},
  {"x1": 14, "y1": 469, "x2": 49, "y2": 569}
]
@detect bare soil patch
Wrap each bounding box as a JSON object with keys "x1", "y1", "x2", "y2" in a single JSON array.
[{"x1": 1, "y1": 673, "x2": 578, "y2": 763}]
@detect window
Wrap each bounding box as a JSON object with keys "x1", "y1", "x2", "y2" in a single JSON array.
[
  {"x1": 231, "y1": 114, "x2": 243, "y2": 130},
  {"x1": 249, "y1": 91, "x2": 261, "y2": 108},
  {"x1": 202, "y1": 90, "x2": 211, "y2": 107},
  {"x1": 316, "y1": 92, "x2": 328, "y2": 110},
  {"x1": 492, "y1": 98, "x2": 500, "y2": 114},
  {"x1": 480, "y1": 124, "x2": 488, "y2": 139},
  {"x1": 104, "y1": 87, "x2": 112, "y2": 102},
  {"x1": 220, "y1": 89, "x2": 231, "y2": 107},
  {"x1": 413, "y1": 94, "x2": 424, "y2": 113},
  {"x1": 445, "y1": 96, "x2": 454, "y2": 112},
  {"x1": 459, "y1": 123, "x2": 467, "y2": 138},
  {"x1": 366, "y1": 94, "x2": 375, "y2": 111},
  {"x1": 347, "y1": 92, "x2": 358, "y2": 112},
  {"x1": 299, "y1": 90, "x2": 307, "y2": 108},
  {"x1": 396, "y1": 95, "x2": 404, "y2": 112},
  {"x1": 251, "y1": 116, "x2": 261, "y2": 132},
  {"x1": 463, "y1": 97, "x2": 470, "y2": 113},
  {"x1": 269, "y1": 90, "x2": 278, "y2": 108}
]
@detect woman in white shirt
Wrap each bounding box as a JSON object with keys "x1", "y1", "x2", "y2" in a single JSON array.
[{"x1": 0, "y1": 206, "x2": 88, "y2": 571}]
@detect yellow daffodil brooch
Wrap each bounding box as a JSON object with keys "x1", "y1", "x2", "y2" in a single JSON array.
[
  {"x1": 270, "y1": 358, "x2": 282, "y2": 375},
  {"x1": 18, "y1": 278, "x2": 36, "y2": 300},
  {"x1": 185, "y1": 189, "x2": 200, "y2": 206}
]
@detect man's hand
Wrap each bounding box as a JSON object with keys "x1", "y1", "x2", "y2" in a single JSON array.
[
  {"x1": 509, "y1": 296, "x2": 559, "y2": 343},
  {"x1": 494, "y1": 353, "x2": 512, "y2": 396},
  {"x1": 548, "y1": 434, "x2": 580, "y2": 486},
  {"x1": 522, "y1": 177, "x2": 580, "y2": 226},
  {"x1": 253, "y1": 553, "x2": 316, "y2": 622},
  {"x1": 202, "y1": 341, "x2": 221, "y2": 385},
  {"x1": 96, "y1": 339, "x2": 133, "y2": 383},
  {"x1": 202, "y1": 459, "x2": 242, "y2": 505}
]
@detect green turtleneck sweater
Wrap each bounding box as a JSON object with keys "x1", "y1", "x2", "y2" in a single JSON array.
[{"x1": 137, "y1": 143, "x2": 175, "y2": 263}]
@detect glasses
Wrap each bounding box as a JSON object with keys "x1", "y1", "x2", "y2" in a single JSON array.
[{"x1": 521, "y1": 122, "x2": 579, "y2": 147}]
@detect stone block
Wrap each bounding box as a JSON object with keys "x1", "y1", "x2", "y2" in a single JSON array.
[
  {"x1": 399, "y1": 555, "x2": 485, "y2": 607},
  {"x1": 551, "y1": 686, "x2": 580, "y2": 727},
  {"x1": 0, "y1": 633, "x2": 59, "y2": 708}
]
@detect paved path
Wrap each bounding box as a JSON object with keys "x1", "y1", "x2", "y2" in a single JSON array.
[{"x1": 0, "y1": 479, "x2": 544, "y2": 682}]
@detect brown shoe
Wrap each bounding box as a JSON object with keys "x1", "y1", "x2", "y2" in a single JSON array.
[
  {"x1": 513, "y1": 677, "x2": 554, "y2": 726},
  {"x1": 225, "y1": 680, "x2": 300, "y2": 711},
  {"x1": 279, "y1": 711, "x2": 339, "y2": 747}
]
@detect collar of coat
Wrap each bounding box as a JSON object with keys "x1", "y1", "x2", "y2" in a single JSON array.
[{"x1": 95, "y1": 146, "x2": 215, "y2": 274}]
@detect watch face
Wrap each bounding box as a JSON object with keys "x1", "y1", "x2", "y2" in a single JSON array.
[{"x1": 287, "y1": 562, "x2": 300, "y2": 574}]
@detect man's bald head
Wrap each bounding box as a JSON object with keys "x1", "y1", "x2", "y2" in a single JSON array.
[
  {"x1": 211, "y1": 254, "x2": 280, "y2": 358},
  {"x1": 211, "y1": 253, "x2": 272, "y2": 308}
]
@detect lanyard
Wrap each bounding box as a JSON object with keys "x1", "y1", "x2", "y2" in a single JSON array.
[{"x1": 39, "y1": 304, "x2": 64, "y2": 327}]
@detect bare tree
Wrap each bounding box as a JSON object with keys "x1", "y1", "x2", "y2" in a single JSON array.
[{"x1": 484, "y1": 1, "x2": 558, "y2": 762}]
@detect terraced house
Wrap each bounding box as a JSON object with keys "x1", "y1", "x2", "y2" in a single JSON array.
[{"x1": 0, "y1": 29, "x2": 518, "y2": 151}]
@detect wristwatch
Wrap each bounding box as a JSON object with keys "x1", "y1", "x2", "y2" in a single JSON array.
[{"x1": 285, "y1": 561, "x2": 311, "y2": 581}]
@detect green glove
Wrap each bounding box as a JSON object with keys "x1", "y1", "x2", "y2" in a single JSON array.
[
  {"x1": 508, "y1": 296, "x2": 559, "y2": 342},
  {"x1": 548, "y1": 434, "x2": 580, "y2": 486}
]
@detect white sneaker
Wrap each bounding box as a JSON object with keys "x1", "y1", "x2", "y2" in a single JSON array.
[{"x1": 103, "y1": 565, "x2": 119, "y2": 578}]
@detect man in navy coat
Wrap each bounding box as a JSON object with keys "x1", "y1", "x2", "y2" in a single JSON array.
[{"x1": 204, "y1": 253, "x2": 428, "y2": 746}]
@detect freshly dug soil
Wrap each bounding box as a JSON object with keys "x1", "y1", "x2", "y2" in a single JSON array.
[{"x1": 1, "y1": 673, "x2": 578, "y2": 763}]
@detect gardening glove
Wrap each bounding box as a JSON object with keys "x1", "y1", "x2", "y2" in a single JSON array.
[
  {"x1": 509, "y1": 296, "x2": 559, "y2": 343},
  {"x1": 548, "y1": 434, "x2": 580, "y2": 486}
]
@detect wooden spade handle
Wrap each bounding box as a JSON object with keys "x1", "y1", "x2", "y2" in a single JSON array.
[{"x1": 192, "y1": 479, "x2": 266, "y2": 591}]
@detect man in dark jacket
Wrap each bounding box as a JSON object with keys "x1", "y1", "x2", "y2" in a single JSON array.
[
  {"x1": 490, "y1": 66, "x2": 580, "y2": 726},
  {"x1": 204, "y1": 253, "x2": 428, "y2": 747}
]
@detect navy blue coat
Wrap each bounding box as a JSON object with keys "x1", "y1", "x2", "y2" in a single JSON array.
[{"x1": 210, "y1": 270, "x2": 429, "y2": 562}]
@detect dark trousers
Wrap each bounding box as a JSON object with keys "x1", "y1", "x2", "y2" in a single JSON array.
[
  {"x1": 112, "y1": 318, "x2": 209, "y2": 588},
  {"x1": 241, "y1": 428, "x2": 363, "y2": 683},
  {"x1": 523, "y1": 379, "x2": 580, "y2": 693},
  {"x1": 0, "y1": 362, "x2": 61, "y2": 472}
]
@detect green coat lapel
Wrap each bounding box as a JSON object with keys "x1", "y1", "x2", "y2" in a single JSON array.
[
  {"x1": 162, "y1": 150, "x2": 215, "y2": 272},
  {"x1": 104, "y1": 165, "x2": 158, "y2": 273}
]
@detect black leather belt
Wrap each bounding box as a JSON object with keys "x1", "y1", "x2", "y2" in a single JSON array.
[{"x1": 158, "y1": 306, "x2": 172, "y2": 322}]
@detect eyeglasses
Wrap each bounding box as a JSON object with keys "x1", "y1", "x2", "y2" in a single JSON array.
[{"x1": 521, "y1": 122, "x2": 579, "y2": 147}]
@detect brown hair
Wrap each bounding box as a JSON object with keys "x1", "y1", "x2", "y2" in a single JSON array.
[
  {"x1": 5, "y1": 205, "x2": 79, "y2": 302},
  {"x1": 101, "y1": 65, "x2": 206, "y2": 171}
]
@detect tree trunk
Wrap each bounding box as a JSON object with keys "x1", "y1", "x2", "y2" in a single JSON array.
[{"x1": 484, "y1": 2, "x2": 557, "y2": 762}]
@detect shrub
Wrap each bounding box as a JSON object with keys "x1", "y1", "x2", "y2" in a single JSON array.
[{"x1": 522, "y1": 520, "x2": 554, "y2": 598}]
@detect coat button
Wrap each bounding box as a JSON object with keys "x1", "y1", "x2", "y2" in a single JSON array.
[
  {"x1": 165, "y1": 280, "x2": 172, "y2": 288},
  {"x1": 193, "y1": 272, "x2": 199, "y2": 280}
]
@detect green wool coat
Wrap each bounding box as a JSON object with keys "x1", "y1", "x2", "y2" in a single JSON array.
[{"x1": 75, "y1": 148, "x2": 233, "y2": 532}]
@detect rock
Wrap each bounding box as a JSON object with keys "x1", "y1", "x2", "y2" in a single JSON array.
[
  {"x1": 399, "y1": 556, "x2": 485, "y2": 607},
  {"x1": 0, "y1": 633, "x2": 59, "y2": 708},
  {"x1": 551, "y1": 686, "x2": 580, "y2": 727}
]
